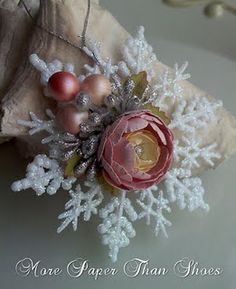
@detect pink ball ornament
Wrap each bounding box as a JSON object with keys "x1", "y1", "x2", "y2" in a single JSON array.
[
  {"x1": 48, "y1": 71, "x2": 80, "y2": 102},
  {"x1": 56, "y1": 105, "x2": 88, "y2": 135},
  {"x1": 81, "y1": 74, "x2": 112, "y2": 106}
]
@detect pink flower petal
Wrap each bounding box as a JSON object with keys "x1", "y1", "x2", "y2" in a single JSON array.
[
  {"x1": 101, "y1": 158, "x2": 122, "y2": 185},
  {"x1": 103, "y1": 139, "x2": 113, "y2": 164},
  {"x1": 141, "y1": 113, "x2": 163, "y2": 125},
  {"x1": 113, "y1": 138, "x2": 135, "y2": 172},
  {"x1": 112, "y1": 161, "x2": 133, "y2": 182},
  {"x1": 103, "y1": 170, "x2": 128, "y2": 190},
  {"x1": 148, "y1": 147, "x2": 172, "y2": 177},
  {"x1": 109, "y1": 116, "x2": 128, "y2": 144},
  {"x1": 150, "y1": 123, "x2": 167, "y2": 145},
  {"x1": 132, "y1": 170, "x2": 151, "y2": 180},
  {"x1": 97, "y1": 131, "x2": 108, "y2": 161},
  {"x1": 124, "y1": 117, "x2": 148, "y2": 133}
]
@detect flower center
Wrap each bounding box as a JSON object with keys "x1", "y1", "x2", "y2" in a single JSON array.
[{"x1": 126, "y1": 129, "x2": 160, "y2": 173}]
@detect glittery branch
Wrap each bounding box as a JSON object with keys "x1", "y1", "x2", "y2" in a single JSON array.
[
  {"x1": 11, "y1": 155, "x2": 76, "y2": 195},
  {"x1": 165, "y1": 168, "x2": 209, "y2": 211},
  {"x1": 118, "y1": 26, "x2": 157, "y2": 80},
  {"x1": 174, "y1": 136, "x2": 221, "y2": 169},
  {"x1": 169, "y1": 96, "x2": 222, "y2": 133},
  {"x1": 137, "y1": 186, "x2": 171, "y2": 237},
  {"x1": 98, "y1": 191, "x2": 137, "y2": 262},
  {"x1": 57, "y1": 182, "x2": 103, "y2": 233}
]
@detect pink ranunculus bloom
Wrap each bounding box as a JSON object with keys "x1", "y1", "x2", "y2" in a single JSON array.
[{"x1": 97, "y1": 111, "x2": 173, "y2": 191}]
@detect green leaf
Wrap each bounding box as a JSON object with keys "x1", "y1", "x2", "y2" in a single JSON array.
[
  {"x1": 111, "y1": 107, "x2": 120, "y2": 118},
  {"x1": 64, "y1": 154, "x2": 80, "y2": 177},
  {"x1": 97, "y1": 174, "x2": 119, "y2": 196},
  {"x1": 144, "y1": 104, "x2": 171, "y2": 125},
  {"x1": 128, "y1": 71, "x2": 148, "y2": 98}
]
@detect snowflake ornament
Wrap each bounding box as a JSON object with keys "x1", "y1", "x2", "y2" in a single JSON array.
[
  {"x1": 57, "y1": 182, "x2": 103, "y2": 233},
  {"x1": 137, "y1": 186, "x2": 171, "y2": 238},
  {"x1": 174, "y1": 136, "x2": 221, "y2": 169},
  {"x1": 11, "y1": 26, "x2": 222, "y2": 262},
  {"x1": 98, "y1": 191, "x2": 137, "y2": 262},
  {"x1": 11, "y1": 154, "x2": 76, "y2": 195},
  {"x1": 153, "y1": 62, "x2": 191, "y2": 111},
  {"x1": 169, "y1": 96, "x2": 222, "y2": 133}
]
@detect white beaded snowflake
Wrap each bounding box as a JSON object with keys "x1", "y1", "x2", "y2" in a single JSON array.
[{"x1": 11, "y1": 26, "x2": 222, "y2": 262}]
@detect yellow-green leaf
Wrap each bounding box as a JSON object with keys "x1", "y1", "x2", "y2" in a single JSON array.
[
  {"x1": 64, "y1": 154, "x2": 80, "y2": 177},
  {"x1": 144, "y1": 104, "x2": 171, "y2": 125},
  {"x1": 128, "y1": 71, "x2": 148, "y2": 98},
  {"x1": 97, "y1": 174, "x2": 119, "y2": 196}
]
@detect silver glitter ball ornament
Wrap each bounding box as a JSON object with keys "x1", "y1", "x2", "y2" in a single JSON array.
[
  {"x1": 104, "y1": 94, "x2": 118, "y2": 108},
  {"x1": 74, "y1": 161, "x2": 88, "y2": 176},
  {"x1": 89, "y1": 113, "x2": 102, "y2": 125},
  {"x1": 129, "y1": 95, "x2": 140, "y2": 106},
  {"x1": 123, "y1": 79, "x2": 135, "y2": 96},
  {"x1": 82, "y1": 135, "x2": 99, "y2": 157},
  {"x1": 86, "y1": 162, "x2": 97, "y2": 179},
  {"x1": 61, "y1": 150, "x2": 76, "y2": 161},
  {"x1": 79, "y1": 122, "x2": 91, "y2": 133},
  {"x1": 75, "y1": 92, "x2": 91, "y2": 110}
]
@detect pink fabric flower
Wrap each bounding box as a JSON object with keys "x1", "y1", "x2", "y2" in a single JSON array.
[{"x1": 97, "y1": 111, "x2": 173, "y2": 191}]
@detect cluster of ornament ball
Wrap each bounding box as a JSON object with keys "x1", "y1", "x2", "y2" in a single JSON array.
[{"x1": 48, "y1": 71, "x2": 112, "y2": 135}]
